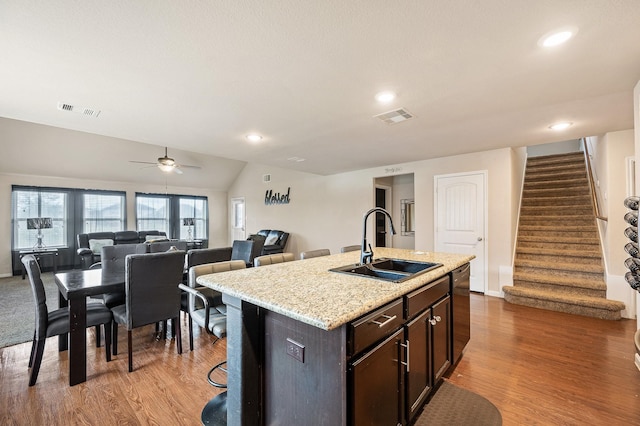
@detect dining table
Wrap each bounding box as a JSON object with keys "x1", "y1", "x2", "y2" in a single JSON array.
[{"x1": 54, "y1": 268, "x2": 125, "y2": 386}]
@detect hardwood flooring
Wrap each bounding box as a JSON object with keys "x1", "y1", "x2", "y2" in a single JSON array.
[
  {"x1": 0, "y1": 295, "x2": 638, "y2": 425},
  {"x1": 446, "y1": 294, "x2": 640, "y2": 425}
]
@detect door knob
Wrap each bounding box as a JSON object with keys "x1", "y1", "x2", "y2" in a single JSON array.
[{"x1": 477, "y1": 237, "x2": 483, "y2": 241}]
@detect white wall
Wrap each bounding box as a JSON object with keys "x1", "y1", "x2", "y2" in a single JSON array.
[
  {"x1": 634, "y1": 80, "x2": 640, "y2": 327},
  {"x1": 228, "y1": 147, "x2": 521, "y2": 296},
  {"x1": 527, "y1": 139, "x2": 582, "y2": 157},
  {"x1": 590, "y1": 130, "x2": 636, "y2": 318},
  {"x1": 0, "y1": 173, "x2": 228, "y2": 276}
]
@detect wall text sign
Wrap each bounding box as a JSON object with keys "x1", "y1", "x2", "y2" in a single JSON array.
[{"x1": 265, "y1": 187, "x2": 291, "y2": 205}]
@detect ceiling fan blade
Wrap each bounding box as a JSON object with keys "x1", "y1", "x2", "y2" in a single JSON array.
[
  {"x1": 178, "y1": 164, "x2": 201, "y2": 170},
  {"x1": 174, "y1": 167, "x2": 184, "y2": 175},
  {"x1": 129, "y1": 160, "x2": 158, "y2": 165}
]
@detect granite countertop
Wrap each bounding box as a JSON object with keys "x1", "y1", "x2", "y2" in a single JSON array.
[{"x1": 197, "y1": 248, "x2": 474, "y2": 331}]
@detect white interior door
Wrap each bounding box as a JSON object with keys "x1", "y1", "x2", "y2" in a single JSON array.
[
  {"x1": 231, "y1": 197, "x2": 246, "y2": 241},
  {"x1": 434, "y1": 172, "x2": 487, "y2": 293}
]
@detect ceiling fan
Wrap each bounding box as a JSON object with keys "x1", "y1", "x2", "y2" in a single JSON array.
[{"x1": 129, "y1": 147, "x2": 201, "y2": 174}]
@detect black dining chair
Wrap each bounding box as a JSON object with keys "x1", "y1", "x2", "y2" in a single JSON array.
[
  {"x1": 22, "y1": 254, "x2": 113, "y2": 386},
  {"x1": 110, "y1": 250, "x2": 185, "y2": 372},
  {"x1": 231, "y1": 240, "x2": 261, "y2": 267}
]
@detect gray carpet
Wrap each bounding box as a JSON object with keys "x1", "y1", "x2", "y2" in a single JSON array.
[
  {"x1": 0, "y1": 272, "x2": 59, "y2": 348},
  {"x1": 415, "y1": 380, "x2": 502, "y2": 426}
]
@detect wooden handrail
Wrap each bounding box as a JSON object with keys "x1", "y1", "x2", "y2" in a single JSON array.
[{"x1": 582, "y1": 138, "x2": 608, "y2": 221}]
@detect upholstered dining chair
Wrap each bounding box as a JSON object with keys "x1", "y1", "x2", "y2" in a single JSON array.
[
  {"x1": 300, "y1": 249, "x2": 331, "y2": 260},
  {"x1": 110, "y1": 250, "x2": 185, "y2": 372},
  {"x1": 253, "y1": 252, "x2": 295, "y2": 267},
  {"x1": 99, "y1": 244, "x2": 147, "y2": 307},
  {"x1": 22, "y1": 255, "x2": 113, "y2": 386},
  {"x1": 340, "y1": 245, "x2": 360, "y2": 253},
  {"x1": 146, "y1": 240, "x2": 188, "y2": 253},
  {"x1": 178, "y1": 259, "x2": 246, "y2": 423},
  {"x1": 178, "y1": 259, "x2": 246, "y2": 351}
]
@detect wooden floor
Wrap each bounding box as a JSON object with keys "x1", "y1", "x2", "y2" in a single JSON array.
[{"x1": 0, "y1": 295, "x2": 638, "y2": 425}]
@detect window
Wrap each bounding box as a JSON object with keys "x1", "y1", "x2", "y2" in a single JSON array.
[
  {"x1": 179, "y1": 197, "x2": 208, "y2": 240},
  {"x1": 12, "y1": 188, "x2": 68, "y2": 249},
  {"x1": 136, "y1": 195, "x2": 170, "y2": 234},
  {"x1": 83, "y1": 192, "x2": 126, "y2": 233},
  {"x1": 136, "y1": 193, "x2": 208, "y2": 240}
]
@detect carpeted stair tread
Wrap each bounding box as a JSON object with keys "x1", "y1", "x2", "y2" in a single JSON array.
[
  {"x1": 512, "y1": 271, "x2": 607, "y2": 290},
  {"x1": 515, "y1": 258, "x2": 603, "y2": 273},
  {"x1": 524, "y1": 171, "x2": 587, "y2": 182},
  {"x1": 517, "y1": 235, "x2": 600, "y2": 244},
  {"x1": 516, "y1": 252, "x2": 601, "y2": 265},
  {"x1": 520, "y1": 206, "x2": 595, "y2": 215},
  {"x1": 517, "y1": 228, "x2": 599, "y2": 238},
  {"x1": 521, "y1": 193, "x2": 591, "y2": 203},
  {"x1": 515, "y1": 246, "x2": 602, "y2": 259},
  {"x1": 524, "y1": 178, "x2": 589, "y2": 190},
  {"x1": 502, "y1": 286, "x2": 625, "y2": 320},
  {"x1": 522, "y1": 187, "x2": 590, "y2": 197}
]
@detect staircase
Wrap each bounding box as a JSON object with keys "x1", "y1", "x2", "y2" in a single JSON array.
[{"x1": 503, "y1": 152, "x2": 625, "y2": 320}]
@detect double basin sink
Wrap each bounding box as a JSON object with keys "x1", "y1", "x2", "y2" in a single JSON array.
[{"x1": 330, "y1": 257, "x2": 443, "y2": 283}]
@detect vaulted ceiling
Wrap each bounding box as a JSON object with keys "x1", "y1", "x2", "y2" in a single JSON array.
[{"x1": 1, "y1": 0, "x2": 639, "y2": 183}]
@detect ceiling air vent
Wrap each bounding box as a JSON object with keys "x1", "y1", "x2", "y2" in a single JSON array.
[
  {"x1": 374, "y1": 108, "x2": 414, "y2": 125},
  {"x1": 57, "y1": 102, "x2": 101, "y2": 117},
  {"x1": 263, "y1": 174, "x2": 271, "y2": 183}
]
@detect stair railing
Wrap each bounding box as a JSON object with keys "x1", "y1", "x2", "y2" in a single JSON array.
[{"x1": 582, "y1": 138, "x2": 607, "y2": 221}]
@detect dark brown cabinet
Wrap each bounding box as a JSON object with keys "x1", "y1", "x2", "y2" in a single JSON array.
[
  {"x1": 405, "y1": 308, "x2": 432, "y2": 419},
  {"x1": 349, "y1": 328, "x2": 404, "y2": 426},
  {"x1": 431, "y1": 296, "x2": 451, "y2": 383},
  {"x1": 403, "y1": 276, "x2": 451, "y2": 423}
]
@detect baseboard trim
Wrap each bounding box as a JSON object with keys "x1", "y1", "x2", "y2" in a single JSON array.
[
  {"x1": 0, "y1": 273, "x2": 12, "y2": 279},
  {"x1": 485, "y1": 290, "x2": 504, "y2": 298}
]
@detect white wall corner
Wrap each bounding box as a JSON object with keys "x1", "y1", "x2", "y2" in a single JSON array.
[
  {"x1": 495, "y1": 265, "x2": 513, "y2": 298},
  {"x1": 607, "y1": 274, "x2": 637, "y2": 319}
]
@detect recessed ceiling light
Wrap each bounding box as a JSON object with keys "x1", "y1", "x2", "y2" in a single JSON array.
[
  {"x1": 287, "y1": 156, "x2": 305, "y2": 162},
  {"x1": 538, "y1": 27, "x2": 578, "y2": 47},
  {"x1": 375, "y1": 91, "x2": 396, "y2": 104},
  {"x1": 548, "y1": 122, "x2": 573, "y2": 131},
  {"x1": 246, "y1": 134, "x2": 263, "y2": 142}
]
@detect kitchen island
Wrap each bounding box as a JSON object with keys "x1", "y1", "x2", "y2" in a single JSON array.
[{"x1": 198, "y1": 248, "x2": 473, "y2": 425}]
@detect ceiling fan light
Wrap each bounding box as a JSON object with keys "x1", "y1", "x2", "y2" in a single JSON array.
[{"x1": 158, "y1": 164, "x2": 174, "y2": 172}]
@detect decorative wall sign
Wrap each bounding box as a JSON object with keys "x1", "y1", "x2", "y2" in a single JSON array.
[
  {"x1": 265, "y1": 187, "x2": 291, "y2": 205},
  {"x1": 385, "y1": 167, "x2": 403, "y2": 174}
]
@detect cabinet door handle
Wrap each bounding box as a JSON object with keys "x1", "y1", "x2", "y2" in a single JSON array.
[
  {"x1": 371, "y1": 314, "x2": 397, "y2": 328},
  {"x1": 400, "y1": 340, "x2": 410, "y2": 372},
  {"x1": 434, "y1": 315, "x2": 442, "y2": 322},
  {"x1": 429, "y1": 318, "x2": 437, "y2": 326}
]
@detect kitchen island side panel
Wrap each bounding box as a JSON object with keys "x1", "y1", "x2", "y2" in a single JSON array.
[{"x1": 263, "y1": 310, "x2": 348, "y2": 425}]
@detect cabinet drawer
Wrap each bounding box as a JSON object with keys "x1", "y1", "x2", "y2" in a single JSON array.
[
  {"x1": 405, "y1": 275, "x2": 450, "y2": 319},
  {"x1": 348, "y1": 298, "x2": 403, "y2": 357}
]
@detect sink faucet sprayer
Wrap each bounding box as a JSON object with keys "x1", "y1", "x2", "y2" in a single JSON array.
[{"x1": 360, "y1": 208, "x2": 397, "y2": 265}]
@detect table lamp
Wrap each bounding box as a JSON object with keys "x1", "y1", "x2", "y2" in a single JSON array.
[
  {"x1": 183, "y1": 218, "x2": 195, "y2": 242},
  {"x1": 27, "y1": 217, "x2": 53, "y2": 250}
]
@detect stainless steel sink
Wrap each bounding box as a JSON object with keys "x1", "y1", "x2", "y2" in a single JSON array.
[{"x1": 330, "y1": 258, "x2": 443, "y2": 283}]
